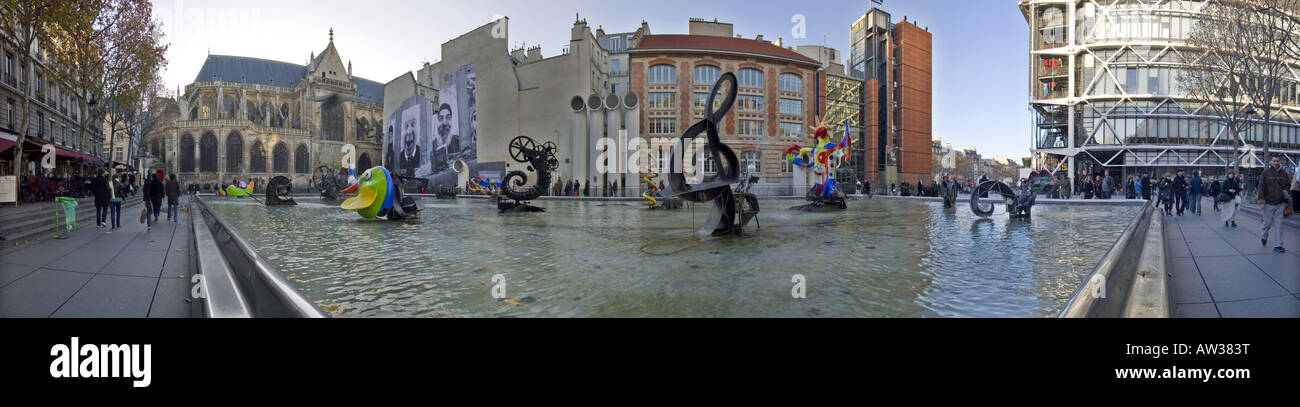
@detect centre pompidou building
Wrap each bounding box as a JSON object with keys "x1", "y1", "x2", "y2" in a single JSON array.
[{"x1": 1020, "y1": 0, "x2": 1300, "y2": 185}]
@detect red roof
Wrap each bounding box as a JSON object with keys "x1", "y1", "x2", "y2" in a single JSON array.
[{"x1": 632, "y1": 35, "x2": 819, "y2": 65}]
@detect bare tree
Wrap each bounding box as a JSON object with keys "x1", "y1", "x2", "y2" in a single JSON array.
[
  {"x1": 1236, "y1": 0, "x2": 1300, "y2": 162},
  {"x1": 1184, "y1": 0, "x2": 1300, "y2": 175}
]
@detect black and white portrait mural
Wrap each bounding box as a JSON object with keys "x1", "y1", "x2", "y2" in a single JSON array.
[
  {"x1": 384, "y1": 63, "x2": 480, "y2": 188},
  {"x1": 383, "y1": 95, "x2": 433, "y2": 179}
]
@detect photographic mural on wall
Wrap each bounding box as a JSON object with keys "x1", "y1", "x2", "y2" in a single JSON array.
[{"x1": 384, "y1": 63, "x2": 480, "y2": 190}]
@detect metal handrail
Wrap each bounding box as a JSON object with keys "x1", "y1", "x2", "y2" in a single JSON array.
[
  {"x1": 190, "y1": 209, "x2": 252, "y2": 318},
  {"x1": 1058, "y1": 198, "x2": 1158, "y2": 318},
  {"x1": 193, "y1": 197, "x2": 326, "y2": 318}
]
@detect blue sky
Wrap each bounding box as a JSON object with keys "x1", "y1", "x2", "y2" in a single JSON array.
[{"x1": 153, "y1": 0, "x2": 1031, "y2": 160}]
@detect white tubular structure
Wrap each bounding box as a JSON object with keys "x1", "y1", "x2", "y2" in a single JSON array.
[
  {"x1": 587, "y1": 94, "x2": 604, "y2": 187},
  {"x1": 606, "y1": 94, "x2": 623, "y2": 193},
  {"x1": 624, "y1": 92, "x2": 641, "y2": 188},
  {"x1": 571, "y1": 96, "x2": 587, "y2": 183}
]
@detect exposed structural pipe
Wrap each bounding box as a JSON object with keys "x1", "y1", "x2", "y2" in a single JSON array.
[
  {"x1": 586, "y1": 94, "x2": 603, "y2": 188},
  {"x1": 571, "y1": 96, "x2": 586, "y2": 184},
  {"x1": 624, "y1": 92, "x2": 641, "y2": 189},
  {"x1": 606, "y1": 94, "x2": 622, "y2": 194},
  {"x1": 191, "y1": 198, "x2": 326, "y2": 318}
]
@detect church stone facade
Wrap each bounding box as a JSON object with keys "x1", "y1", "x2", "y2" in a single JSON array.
[{"x1": 168, "y1": 31, "x2": 385, "y2": 187}]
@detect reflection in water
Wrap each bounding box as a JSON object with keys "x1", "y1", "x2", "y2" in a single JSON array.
[{"x1": 205, "y1": 197, "x2": 1139, "y2": 318}]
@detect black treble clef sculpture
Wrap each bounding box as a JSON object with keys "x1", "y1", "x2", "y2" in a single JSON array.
[{"x1": 664, "y1": 72, "x2": 760, "y2": 236}]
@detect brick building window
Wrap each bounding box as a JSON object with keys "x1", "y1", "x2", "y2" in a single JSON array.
[
  {"x1": 648, "y1": 118, "x2": 677, "y2": 135},
  {"x1": 648, "y1": 65, "x2": 676, "y2": 84},
  {"x1": 693, "y1": 65, "x2": 720, "y2": 85},
  {"x1": 779, "y1": 73, "x2": 803, "y2": 92},
  {"x1": 738, "y1": 68, "x2": 764, "y2": 88}
]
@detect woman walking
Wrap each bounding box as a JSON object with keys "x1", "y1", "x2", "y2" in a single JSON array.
[
  {"x1": 1220, "y1": 171, "x2": 1242, "y2": 228},
  {"x1": 1158, "y1": 173, "x2": 1173, "y2": 216},
  {"x1": 109, "y1": 174, "x2": 124, "y2": 230}
]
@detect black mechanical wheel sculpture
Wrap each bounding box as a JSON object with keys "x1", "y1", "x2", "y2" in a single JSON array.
[
  {"x1": 662, "y1": 72, "x2": 759, "y2": 236},
  {"x1": 970, "y1": 178, "x2": 1051, "y2": 220},
  {"x1": 499, "y1": 135, "x2": 557, "y2": 213},
  {"x1": 266, "y1": 176, "x2": 297, "y2": 205},
  {"x1": 311, "y1": 165, "x2": 342, "y2": 201},
  {"x1": 542, "y1": 141, "x2": 560, "y2": 172}
]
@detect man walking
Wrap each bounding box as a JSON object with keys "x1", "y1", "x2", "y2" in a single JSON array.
[
  {"x1": 91, "y1": 170, "x2": 110, "y2": 228},
  {"x1": 166, "y1": 174, "x2": 181, "y2": 222},
  {"x1": 1258, "y1": 156, "x2": 1292, "y2": 253},
  {"x1": 1101, "y1": 171, "x2": 1113, "y2": 200},
  {"x1": 1173, "y1": 170, "x2": 1188, "y2": 216},
  {"x1": 1208, "y1": 176, "x2": 1222, "y2": 212},
  {"x1": 1188, "y1": 172, "x2": 1203, "y2": 215}
]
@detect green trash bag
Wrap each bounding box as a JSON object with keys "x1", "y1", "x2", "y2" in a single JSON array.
[{"x1": 56, "y1": 197, "x2": 78, "y2": 231}]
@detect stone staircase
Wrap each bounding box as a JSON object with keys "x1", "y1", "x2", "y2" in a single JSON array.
[{"x1": 1, "y1": 197, "x2": 143, "y2": 247}]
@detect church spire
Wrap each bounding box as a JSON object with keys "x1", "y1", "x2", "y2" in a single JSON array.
[{"x1": 329, "y1": 27, "x2": 334, "y2": 43}]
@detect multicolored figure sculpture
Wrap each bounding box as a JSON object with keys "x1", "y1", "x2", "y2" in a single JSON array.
[
  {"x1": 785, "y1": 115, "x2": 852, "y2": 211},
  {"x1": 642, "y1": 152, "x2": 660, "y2": 207},
  {"x1": 218, "y1": 181, "x2": 255, "y2": 197},
  {"x1": 340, "y1": 166, "x2": 420, "y2": 220}
]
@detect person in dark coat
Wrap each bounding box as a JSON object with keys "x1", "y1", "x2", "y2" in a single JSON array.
[
  {"x1": 91, "y1": 170, "x2": 110, "y2": 228},
  {"x1": 1208, "y1": 176, "x2": 1222, "y2": 211},
  {"x1": 109, "y1": 175, "x2": 125, "y2": 229},
  {"x1": 1141, "y1": 174, "x2": 1152, "y2": 200},
  {"x1": 165, "y1": 174, "x2": 181, "y2": 222},
  {"x1": 1172, "y1": 169, "x2": 1188, "y2": 215},
  {"x1": 143, "y1": 173, "x2": 164, "y2": 230},
  {"x1": 1158, "y1": 173, "x2": 1173, "y2": 216}
]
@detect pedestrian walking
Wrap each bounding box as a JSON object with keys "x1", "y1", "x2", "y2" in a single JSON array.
[
  {"x1": 1208, "y1": 176, "x2": 1222, "y2": 212},
  {"x1": 1173, "y1": 170, "x2": 1188, "y2": 216},
  {"x1": 1102, "y1": 171, "x2": 1113, "y2": 199},
  {"x1": 1292, "y1": 176, "x2": 1300, "y2": 215},
  {"x1": 91, "y1": 170, "x2": 110, "y2": 228},
  {"x1": 149, "y1": 172, "x2": 165, "y2": 225},
  {"x1": 1133, "y1": 175, "x2": 1143, "y2": 201},
  {"x1": 1220, "y1": 171, "x2": 1242, "y2": 228},
  {"x1": 1258, "y1": 156, "x2": 1292, "y2": 253},
  {"x1": 166, "y1": 174, "x2": 181, "y2": 222},
  {"x1": 141, "y1": 173, "x2": 155, "y2": 232},
  {"x1": 1188, "y1": 172, "x2": 1203, "y2": 215},
  {"x1": 1159, "y1": 173, "x2": 1173, "y2": 216},
  {"x1": 109, "y1": 176, "x2": 124, "y2": 230}
]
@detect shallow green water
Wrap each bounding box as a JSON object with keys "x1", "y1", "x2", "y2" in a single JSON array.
[{"x1": 204, "y1": 196, "x2": 1140, "y2": 318}]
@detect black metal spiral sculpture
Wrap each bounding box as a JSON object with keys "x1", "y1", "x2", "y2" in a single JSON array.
[
  {"x1": 970, "y1": 174, "x2": 1055, "y2": 220},
  {"x1": 266, "y1": 175, "x2": 297, "y2": 205},
  {"x1": 311, "y1": 165, "x2": 342, "y2": 201},
  {"x1": 663, "y1": 72, "x2": 758, "y2": 236},
  {"x1": 499, "y1": 135, "x2": 556, "y2": 213}
]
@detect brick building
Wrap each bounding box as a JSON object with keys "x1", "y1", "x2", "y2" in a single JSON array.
[{"x1": 629, "y1": 19, "x2": 821, "y2": 195}]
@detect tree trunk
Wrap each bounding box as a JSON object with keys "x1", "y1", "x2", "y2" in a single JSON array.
[{"x1": 11, "y1": 52, "x2": 32, "y2": 206}]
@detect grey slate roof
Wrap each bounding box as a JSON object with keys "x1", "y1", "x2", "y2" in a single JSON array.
[{"x1": 194, "y1": 54, "x2": 384, "y2": 104}]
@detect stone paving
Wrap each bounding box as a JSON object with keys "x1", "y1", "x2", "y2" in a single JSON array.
[
  {"x1": 1165, "y1": 200, "x2": 1300, "y2": 318},
  {"x1": 0, "y1": 199, "x2": 197, "y2": 318}
]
